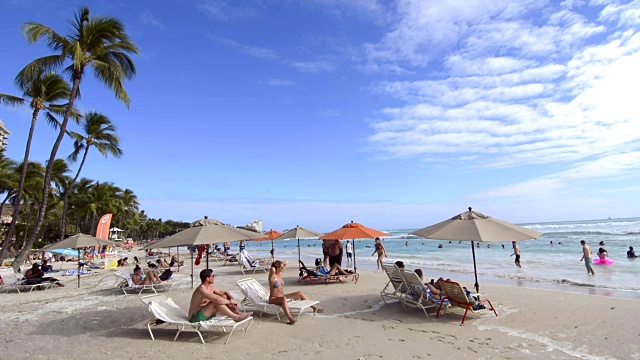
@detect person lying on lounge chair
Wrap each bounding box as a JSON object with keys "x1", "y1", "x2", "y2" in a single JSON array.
[
  {"x1": 188, "y1": 268, "x2": 252, "y2": 323},
  {"x1": 169, "y1": 254, "x2": 181, "y2": 267},
  {"x1": 314, "y1": 258, "x2": 349, "y2": 276},
  {"x1": 131, "y1": 265, "x2": 163, "y2": 285},
  {"x1": 269, "y1": 260, "x2": 322, "y2": 325},
  {"x1": 156, "y1": 258, "x2": 171, "y2": 269},
  {"x1": 25, "y1": 263, "x2": 64, "y2": 287}
]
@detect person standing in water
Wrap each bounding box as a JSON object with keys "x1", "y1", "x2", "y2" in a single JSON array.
[
  {"x1": 580, "y1": 240, "x2": 595, "y2": 275},
  {"x1": 510, "y1": 241, "x2": 521, "y2": 268}
]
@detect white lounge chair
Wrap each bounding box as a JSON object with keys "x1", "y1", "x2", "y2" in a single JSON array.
[
  {"x1": 0, "y1": 267, "x2": 51, "y2": 293},
  {"x1": 140, "y1": 294, "x2": 253, "y2": 344},
  {"x1": 436, "y1": 280, "x2": 498, "y2": 325},
  {"x1": 237, "y1": 251, "x2": 268, "y2": 275},
  {"x1": 236, "y1": 278, "x2": 319, "y2": 321},
  {"x1": 114, "y1": 270, "x2": 178, "y2": 295},
  {"x1": 380, "y1": 262, "x2": 409, "y2": 304},
  {"x1": 399, "y1": 269, "x2": 449, "y2": 318}
]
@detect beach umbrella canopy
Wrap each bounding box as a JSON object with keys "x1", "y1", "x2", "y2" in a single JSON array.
[
  {"x1": 43, "y1": 233, "x2": 118, "y2": 288},
  {"x1": 43, "y1": 233, "x2": 117, "y2": 250},
  {"x1": 410, "y1": 207, "x2": 543, "y2": 293},
  {"x1": 143, "y1": 218, "x2": 266, "y2": 288},
  {"x1": 143, "y1": 218, "x2": 265, "y2": 249},
  {"x1": 320, "y1": 221, "x2": 390, "y2": 273},
  {"x1": 49, "y1": 248, "x2": 79, "y2": 256},
  {"x1": 274, "y1": 225, "x2": 324, "y2": 264}
]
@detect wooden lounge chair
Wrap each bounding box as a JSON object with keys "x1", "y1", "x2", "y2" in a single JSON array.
[
  {"x1": 399, "y1": 269, "x2": 449, "y2": 318},
  {"x1": 436, "y1": 280, "x2": 498, "y2": 325},
  {"x1": 140, "y1": 294, "x2": 253, "y2": 344},
  {"x1": 236, "y1": 278, "x2": 319, "y2": 321},
  {"x1": 380, "y1": 262, "x2": 409, "y2": 304}
]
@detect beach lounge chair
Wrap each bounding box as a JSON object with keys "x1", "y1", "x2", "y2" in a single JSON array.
[
  {"x1": 237, "y1": 251, "x2": 268, "y2": 275},
  {"x1": 236, "y1": 278, "x2": 319, "y2": 321},
  {"x1": 298, "y1": 260, "x2": 345, "y2": 285},
  {"x1": 0, "y1": 267, "x2": 51, "y2": 293},
  {"x1": 436, "y1": 280, "x2": 498, "y2": 325},
  {"x1": 380, "y1": 262, "x2": 409, "y2": 304},
  {"x1": 140, "y1": 294, "x2": 253, "y2": 344},
  {"x1": 399, "y1": 269, "x2": 449, "y2": 318},
  {"x1": 114, "y1": 270, "x2": 178, "y2": 295}
]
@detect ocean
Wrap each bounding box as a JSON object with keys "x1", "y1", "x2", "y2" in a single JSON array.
[{"x1": 246, "y1": 217, "x2": 640, "y2": 299}]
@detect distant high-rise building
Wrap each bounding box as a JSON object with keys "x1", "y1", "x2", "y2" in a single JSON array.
[{"x1": 0, "y1": 119, "x2": 9, "y2": 155}]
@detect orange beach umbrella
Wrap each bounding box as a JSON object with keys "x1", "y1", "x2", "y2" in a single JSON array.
[
  {"x1": 320, "y1": 221, "x2": 390, "y2": 272},
  {"x1": 249, "y1": 229, "x2": 283, "y2": 260}
]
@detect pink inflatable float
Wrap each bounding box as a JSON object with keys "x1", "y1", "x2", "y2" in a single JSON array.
[{"x1": 593, "y1": 258, "x2": 614, "y2": 265}]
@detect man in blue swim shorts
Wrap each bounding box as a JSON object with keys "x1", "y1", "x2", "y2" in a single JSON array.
[
  {"x1": 580, "y1": 240, "x2": 595, "y2": 275},
  {"x1": 188, "y1": 269, "x2": 253, "y2": 323}
]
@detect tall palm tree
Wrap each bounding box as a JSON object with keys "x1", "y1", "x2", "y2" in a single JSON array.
[
  {"x1": 13, "y1": 6, "x2": 138, "y2": 268},
  {"x1": 0, "y1": 70, "x2": 74, "y2": 262},
  {"x1": 0, "y1": 157, "x2": 18, "y2": 241},
  {"x1": 59, "y1": 112, "x2": 122, "y2": 240}
]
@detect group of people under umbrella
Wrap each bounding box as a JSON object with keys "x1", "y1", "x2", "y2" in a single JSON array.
[{"x1": 33, "y1": 208, "x2": 542, "y2": 293}]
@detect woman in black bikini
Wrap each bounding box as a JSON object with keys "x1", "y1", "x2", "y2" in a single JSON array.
[
  {"x1": 371, "y1": 237, "x2": 387, "y2": 272},
  {"x1": 268, "y1": 260, "x2": 321, "y2": 325}
]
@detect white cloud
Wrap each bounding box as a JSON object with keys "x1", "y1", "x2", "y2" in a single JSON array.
[
  {"x1": 289, "y1": 60, "x2": 335, "y2": 73},
  {"x1": 141, "y1": 11, "x2": 164, "y2": 29},
  {"x1": 211, "y1": 36, "x2": 280, "y2": 60},
  {"x1": 198, "y1": 0, "x2": 261, "y2": 21},
  {"x1": 366, "y1": 1, "x2": 640, "y2": 174},
  {"x1": 267, "y1": 78, "x2": 295, "y2": 86}
]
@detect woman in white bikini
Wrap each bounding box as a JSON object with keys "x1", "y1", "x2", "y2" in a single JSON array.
[{"x1": 268, "y1": 260, "x2": 322, "y2": 325}]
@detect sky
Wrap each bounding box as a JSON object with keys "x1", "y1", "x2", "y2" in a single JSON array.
[{"x1": 1, "y1": 0, "x2": 640, "y2": 232}]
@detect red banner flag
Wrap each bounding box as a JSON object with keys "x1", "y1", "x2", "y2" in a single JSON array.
[{"x1": 96, "y1": 213, "x2": 113, "y2": 240}]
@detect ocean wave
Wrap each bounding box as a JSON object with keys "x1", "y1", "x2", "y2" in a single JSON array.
[{"x1": 540, "y1": 230, "x2": 640, "y2": 236}]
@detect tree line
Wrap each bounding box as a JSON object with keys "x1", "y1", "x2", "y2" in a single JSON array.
[{"x1": 0, "y1": 6, "x2": 189, "y2": 271}]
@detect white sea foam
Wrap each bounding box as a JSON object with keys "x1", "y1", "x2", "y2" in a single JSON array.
[{"x1": 477, "y1": 325, "x2": 616, "y2": 360}]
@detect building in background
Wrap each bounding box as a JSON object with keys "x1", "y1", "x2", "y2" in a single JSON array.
[{"x1": 0, "y1": 119, "x2": 9, "y2": 155}]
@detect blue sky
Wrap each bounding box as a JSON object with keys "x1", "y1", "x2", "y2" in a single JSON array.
[{"x1": 1, "y1": 0, "x2": 640, "y2": 232}]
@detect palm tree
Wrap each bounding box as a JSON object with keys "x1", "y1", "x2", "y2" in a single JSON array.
[
  {"x1": 59, "y1": 112, "x2": 122, "y2": 240},
  {"x1": 13, "y1": 6, "x2": 138, "y2": 268},
  {"x1": 0, "y1": 70, "x2": 73, "y2": 262},
  {"x1": 0, "y1": 156, "x2": 18, "y2": 243}
]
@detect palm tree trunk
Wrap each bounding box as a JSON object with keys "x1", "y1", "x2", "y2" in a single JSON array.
[
  {"x1": 0, "y1": 109, "x2": 39, "y2": 263},
  {"x1": 12, "y1": 77, "x2": 80, "y2": 272},
  {"x1": 59, "y1": 146, "x2": 89, "y2": 241}
]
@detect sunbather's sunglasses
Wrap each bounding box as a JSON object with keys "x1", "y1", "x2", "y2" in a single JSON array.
[{"x1": 209, "y1": 274, "x2": 216, "y2": 278}]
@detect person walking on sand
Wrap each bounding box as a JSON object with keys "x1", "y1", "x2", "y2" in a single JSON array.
[
  {"x1": 188, "y1": 269, "x2": 252, "y2": 323},
  {"x1": 371, "y1": 237, "x2": 387, "y2": 272},
  {"x1": 510, "y1": 241, "x2": 521, "y2": 268},
  {"x1": 580, "y1": 240, "x2": 595, "y2": 275}
]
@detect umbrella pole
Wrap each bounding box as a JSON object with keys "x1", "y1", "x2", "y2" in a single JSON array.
[
  {"x1": 353, "y1": 239, "x2": 357, "y2": 273},
  {"x1": 297, "y1": 238, "x2": 301, "y2": 264},
  {"x1": 271, "y1": 239, "x2": 274, "y2": 262},
  {"x1": 206, "y1": 244, "x2": 209, "y2": 269},
  {"x1": 471, "y1": 241, "x2": 479, "y2": 293},
  {"x1": 190, "y1": 250, "x2": 194, "y2": 289},
  {"x1": 176, "y1": 247, "x2": 180, "y2": 273},
  {"x1": 77, "y1": 249, "x2": 81, "y2": 288}
]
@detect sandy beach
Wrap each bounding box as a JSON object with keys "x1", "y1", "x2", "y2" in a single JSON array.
[{"x1": 1, "y1": 249, "x2": 638, "y2": 360}]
